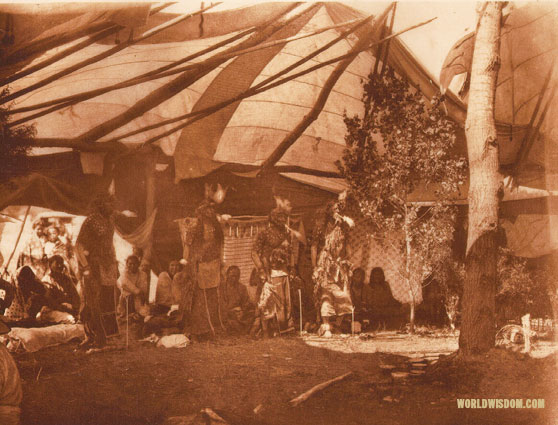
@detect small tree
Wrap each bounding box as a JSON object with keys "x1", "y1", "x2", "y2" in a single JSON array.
[
  {"x1": 0, "y1": 88, "x2": 35, "y2": 183},
  {"x1": 338, "y1": 69, "x2": 467, "y2": 333}
]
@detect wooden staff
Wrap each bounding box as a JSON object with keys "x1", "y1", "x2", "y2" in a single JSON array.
[{"x1": 298, "y1": 288, "x2": 303, "y2": 336}]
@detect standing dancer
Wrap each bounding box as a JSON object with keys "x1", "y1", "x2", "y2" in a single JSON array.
[
  {"x1": 75, "y1": 194, "x2": 119, "y2": 349},
  {"x1": 184, "y1": 184, "x2": 228, "y2": 340},
  {"x1": 252, "y1": 196, "x2": 304, "y2": 337},
  {"x1": 311, "y1": 192, "x2": 355, "y2": 337}
]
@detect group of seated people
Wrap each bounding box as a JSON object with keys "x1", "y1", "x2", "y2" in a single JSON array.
[
  {"x1": 2, "y1": 256, "x2": 81, "y2": 326},
  {"x1": 115, "y1": 257, "x2": 257, "y2": 339},
  {"x1": 114, "y1": 255, "x2": 403, "y2": 340}
]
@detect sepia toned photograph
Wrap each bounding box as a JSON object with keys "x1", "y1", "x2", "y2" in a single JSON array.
[{"x1": 0, "y1": 1, "x2": 556, "y2": 424}]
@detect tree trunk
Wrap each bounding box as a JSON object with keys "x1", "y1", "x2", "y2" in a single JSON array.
[{"x1": 459, "y1": 2, "x2": 503, "y2": 355}]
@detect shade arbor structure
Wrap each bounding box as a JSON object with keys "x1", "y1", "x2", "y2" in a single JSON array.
[{"x1": 0, "y1": 2, "x2": 556, "y2": 329}]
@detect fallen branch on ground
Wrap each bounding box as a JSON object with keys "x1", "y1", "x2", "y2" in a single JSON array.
[{"x1": 289, "y1": 372, "x2": 353, "y2": 407}]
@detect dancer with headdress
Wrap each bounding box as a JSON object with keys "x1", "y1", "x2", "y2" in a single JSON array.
[
  {"x1": 75, "y1": 194, "x2": 119, "y2": 349},
  {"x1": 183, "y1": 184, "x2": 230, "y2": 340},
  {"x1": 252, "y1": 196, "x2": 304, "y2": 337},
  {"x1": 311, "y1": 192, "x2": 355, "y2": 337}
]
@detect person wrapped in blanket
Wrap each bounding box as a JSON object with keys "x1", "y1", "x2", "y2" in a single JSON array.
[
  {"x1": 75, "y1": 194, "x2": 119, "y2": 350},
  {"x1": 183, "y1": 184, "x2": 230, "y2": 340},
  {"x1": 252, "y1": 196, "x2": 304, "y2": 338},
  {"x1": 221, "y1": 266, "x2": 255, "y2": 334},
  {"x1": 311, "y1": 192, "x2": 355, "y2": 337},
  {"x1": 0, "y1": 318, "x2": 22, "y2": 425},
  {"x1": 40, "y1": 255, "x2": 81, "y2": 324}
]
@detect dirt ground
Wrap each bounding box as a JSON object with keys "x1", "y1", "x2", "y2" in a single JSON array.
[{"x1": 14, "y1": 331, "x2": 558, "y2": 425}]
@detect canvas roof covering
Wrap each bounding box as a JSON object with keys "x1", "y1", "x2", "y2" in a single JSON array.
[
  {"x1": 2, "y1": 2, "x2": 556, "y2": 198},
  {"x1": 2, "y1": 1, "x2": 468, "y2": 194},
  {"x1": 440, "y1": 2, "x2": 558, "y2": 191}
]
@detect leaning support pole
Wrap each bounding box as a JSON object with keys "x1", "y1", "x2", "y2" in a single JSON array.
[
  {"x1": 1, "y1": 3, "x2": 221, "y2": 105},
  {"x1": 74, "y1": 3, "x2": 311, "y2": 144},
  {"x1": 1, "y1": 205, "x2": 31, "y2": 276},
  {"x1": 259, "y1": 3, "x2": 393, "y2": 173}
]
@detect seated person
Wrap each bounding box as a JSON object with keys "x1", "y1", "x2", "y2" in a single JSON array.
[
  {"x1": 0, "y1": 317, "x2": 22, "y2": 425},
  {"x1": 116, "y1": 255, "x2": 148, "y2": 318},
  {"x1": 0, "y1": 278, "x2": 15, "y2": 316},
  {"x1": 363, "y1": 267, "x2": 404, "y2": 329},
  {"x1": 221, "y1": 266, "x2": 254, "y2": 334},
  {"x1": 142, "y1": 260, "x2": 184, "y2": 337},
  {"x1": 15, "y1": 266, "x2": 48, "y2": 324},
  {"x1": 42, "y1": 255, "x2": 80, "y2": 316},
  {"x1": 154, "y1": 260, "x2": 180, "y2": 314}
]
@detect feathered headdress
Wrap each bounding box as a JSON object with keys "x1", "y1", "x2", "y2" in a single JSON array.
[
  {"x1": 273, "y1": 196, "x2": 292, "y2": 213},
  {"x1": 204, "y1": 183, "x2": 227, "y2": 205}
]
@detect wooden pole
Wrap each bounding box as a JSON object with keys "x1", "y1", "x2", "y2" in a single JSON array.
[
  {"x1": 8, "y1": 17, "x2": 360, "y2": 120},
  {"x1": 289, "y1": 372, "x2": 353, "y2": 407},
  {"x1": 259, "y1": 4, "x2": 393, "y2": 173},
  {"x1": 1, "y1": 27, "x2": 120, "y2": 87},
  {"x1": 144, "y1": 150, "x2": 157, "y2": 304},
  {"x1": 7, "y1": 27, "x2": 257, "y2": 127},
  {"x1": 380, "y1": 2, "x2": 397, "y2": 75},
  {"x1": 74, "y1": 3, "x2": 313, "y2": 144},
  {"x1": 298, "y1": 289, "x2": 303, "y2": 335},
  {"x1": 1, "y1": 3, "x2": 221, "y2": 105},
  {"x1": 1, "y1": 205, "x2": 31, "y2": 276},
  {"x1": 97, "y1": 14, "x2": 376, "y2": 144}
]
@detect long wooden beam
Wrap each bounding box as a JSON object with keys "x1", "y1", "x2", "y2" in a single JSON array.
[
  {"x1": 99, "y1": 14, "x2": 376, "y2": 144},
  {"x1": 23, "y1": 14, "x2": 437, "y2": 153},
  {"x1": 74, "y1": 3, "x2": 315, "y2": 144},
  {"x1": 511, "y1": 60, "x2": 556, "y2": 173},
  {"x1": 7, "y1": 27, "x2": 257, "y2": 127},
  {"x1": 104, "y1": 14, "x2": 437, "y2": 148},
  {"x1": 258, "y1": 3, "x2": 394, "y2": 172},
  {"x1": 1, "y1": 26, "x2": 121, "y2": 87},
  {"x1": 0, "y1": 3, "x2": 221, "y2": 105},
  {"x1": 9, "y1": 16, "x2": 358, "y2": 119},
  {"x1": 1, "y1": 3, "x2": 173, "y2": 69}
]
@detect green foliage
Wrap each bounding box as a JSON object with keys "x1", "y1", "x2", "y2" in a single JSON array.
[
  {"x1": 0, "y1": 88, "x2": 35, "y2": 180},
  {"x1": 338, "y1": 69, "x2": 467, "y2": 306}
]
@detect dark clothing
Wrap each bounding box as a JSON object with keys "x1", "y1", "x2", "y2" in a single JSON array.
[
  {"x1": 77, "y1": 212, "x2": 118, "y2": 347},
  {"x1": 42, "y1": 272, "x2": 80, "y2": 314},
  {"x1": 0, "y1": 279, "x2": 15, "y2": 315},
  {"x1": 222, "y1": 282, "x2": 254, "y2": 334},
  {"x1": 253, "y1": 224, "x2": 290, "y2": 272}
]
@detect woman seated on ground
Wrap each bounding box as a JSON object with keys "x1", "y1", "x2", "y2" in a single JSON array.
[
  {"x1": 350, "y1": 268, "x2": 369, "y2": 326},
  {"x1": 116, "y1": 255, "x2": 148, "y2": 318},
  {"x1": 363, "y1": 267, "x2": 404, "y2": 330},
  {"x1": 142, "y1": 260, "x2": 185, "y2": 337},
  {"x1": 42, "y1": 255, "x2": 80, "y2": 317},
  {"x1": 154, "y1": 260, "x2": 180, "y2": 314},
  {"x1": 221, "y1": 266, "x2": 254, "y2": 334}
]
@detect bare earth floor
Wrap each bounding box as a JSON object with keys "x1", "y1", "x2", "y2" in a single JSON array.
[{"x1": 15, "y1": 333, "x2": 558, "y2": 425}]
